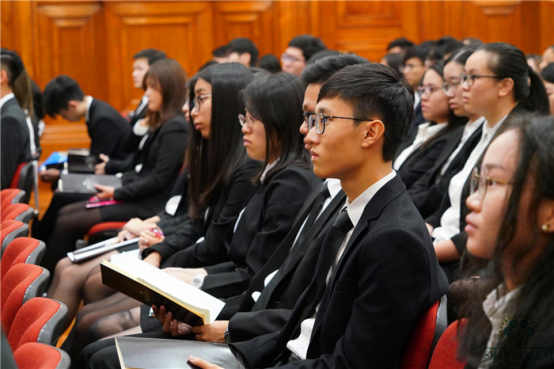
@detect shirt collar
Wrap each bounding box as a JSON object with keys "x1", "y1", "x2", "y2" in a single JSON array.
[
  {"x1": 260, "y1": 159, "x2": 279, "y2": 184},
  {"x1": 85, "y1": 96, "x2": 93, "y2": 122},
  {"x1": 344, "y1": 170, "x2": 396, "y2": 227},
  {"x1": 325, "y1": 178, "x2": 342, "y2": 198},
  {"x1": 0, "y1": 92, "x2": 15, "y2": 109},
  {"x1": 482, "y1": 114, "x2": 508, "y2": 140},
  {"x1": 482, "y1": 283, "x2": 523, "y2": 321}
]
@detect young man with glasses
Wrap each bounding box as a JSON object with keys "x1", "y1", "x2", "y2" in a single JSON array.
[{"x1": 281, "y1": 35, "x2": 326, "y2": 76}]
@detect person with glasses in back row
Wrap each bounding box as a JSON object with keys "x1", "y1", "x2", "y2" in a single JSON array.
[
  {"x1": 394, "y1": 60, "x2": 468, "y2": 190},
  {"x1": 281, "y1": 35, "x2": 326, "y2": 76},
  {"x1": 408, "y1": 47, "x2": 485, "y2": 220},
  {"x1": 427, "y1": 42, "x2": 550, "y2": 283}
]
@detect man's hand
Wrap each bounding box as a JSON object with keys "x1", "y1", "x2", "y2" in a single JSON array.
[
  {"x1": 187, "y1": 356, "x2": 224, "y2": 369},
  {"x1": 152, "y1": 305, "x2": 192, "y2": 336},
  {"x1": 94, "y1": 154, "x2": 109, "y2": 174},
  {"x1": 39, "y1": 168, "x2": 60, "y2": 183},
  {"x1": 191, "y1": 321, "x2": 229, "y2": 343},
  {"x1": 94, "y1": 184, "x2": 115, "y2": 199}
]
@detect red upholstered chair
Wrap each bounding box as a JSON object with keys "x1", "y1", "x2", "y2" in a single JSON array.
[
  {"x1": 7, "y1": 297, "x2": 67, "y2": 351},
  {"x1": 400, "y1": 295, "x2": 447, "y2": 369},
  {"x1": 1, "y1": 264, "x2": 50, "y2": 336},
  {"x1": 14, "y1": 342, "x2": 71, "y2": 369},
  {"x1": 428, "y1": 320, "x2": 467, "y2": 369},
  {"x1": 9, "y1": 161, "x2": 34, "y2": 204},
  {"x1": 1, "y1": 237, "x2": 46, "y2": 279},
  {"x1": 1, "y1": 189, "x2": 26, "y2": 211},
  {"x1": 86, "y1": 221, "x2": 126, "y2": 244},
  {"x1": 1, "y1": 203, "x2": 35, "y2": 223},
  {"x1": 1, "y1": 220, "x2": 29, "y2": 255}
]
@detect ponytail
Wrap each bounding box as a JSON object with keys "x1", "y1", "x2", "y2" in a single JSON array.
[{"x1": 522, "y1": 68, "x2": 550, "y2": 115}]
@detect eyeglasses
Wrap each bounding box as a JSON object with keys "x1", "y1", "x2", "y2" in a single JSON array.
[
  {"x1": 442, "y1": 80, "x2": 461, "y2": 94},
  {"x1": 308, "y1": 113, "x2": 367, "y2": 135},
  {"x1": 470, "y1": 167, "x2": 513, "y2": 199},
  {"x1": 281, "y1": 53, "x2": 304, "y2": 64},
  {"x1": 303, "y1": 111, "x2": 315, "y2": 124},
  {"x1": 238, "y1": 113, "x2": 260, "y2": 128},
  {"x1": 191, "y1": 94, "x2": 212, "y2": 111},
  {"x1": 460, "y1": 73, "x2": 503, "y2": 87},
  {"x1": 418, "y1": 85, "x2": 442, "y2": 98}
]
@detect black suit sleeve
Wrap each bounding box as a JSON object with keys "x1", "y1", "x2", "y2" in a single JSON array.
[
  {"x1": 89, "y1": 116, "x2": 125, "y2": 157},
  {"x1": 113, "y1": 122, "x2": 185, "y2": 201},
  {"x1": 229, "y1": 309, "x2": 292, "y2": 343},
  {"x1": 398, "y1": 138, "x2": 448, "y2": 190}
]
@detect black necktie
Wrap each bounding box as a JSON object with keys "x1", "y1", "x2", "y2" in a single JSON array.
[{"x1": 294, "y1": 182, "x2": 330, "y2": 248}]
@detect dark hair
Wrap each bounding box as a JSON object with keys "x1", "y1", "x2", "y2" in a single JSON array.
[
  {"x1": 318, "y1": 63, "x2": 414, "y2": 162},
  {"x1": 31, "y1": 79, "x2": 45, "y2": 121},
  {"x1": 540, "y1": 63, "x2": 554, "y2": 84},
  {"x1": 143, "y1": 58, "x2": 187, "y2": 129},
  {"x1": 459, "y1": 115, "x2": 554, "y2": 367},
  {"x1": 43, "y1": 75, "x2": 85, "y2": 117},
  {"x1": 403, "y1": 45, "x2": 431, "y2": 66},
  {"x1": 478, "y1": 42, "x2": 550, "y2": 116},
  {"x1": 133, "y1": 48, "x2": 167, "y2": 66},
  {"x1": 13, "y1": 69, "x2": 33, "y2": 118},
  {"x1": 301, "y1": 54, "x2": 369, "y2": 85},
  {"x1": 381, "y1": 52, "x2": 403, "y2": 75},
  {"x1": 421, "y1": 62, "x2": 468, "y2": 146},
  {"x1": 198, "y1": 60, "x2": 218, "y2": 72},
  {"x1": 461, "y1": 37, "x2": 483, "y2": 47},
  {"x1": 288, "y1": 35, "x2": 326, "y2": 62},
  {"x1": 258, "y1": 54, "x2": 282, "y2": 73},
  {"x1": 187, "y1": 63, "x2": 254, "y2": 217},
  {"x1": 227, "y1": 38, "x2": 259, "y2": 67},
  {"x1": 1, "y1": 49, "x2": 24, "y2": 87},
  {"x1": 307, "y1": 50, "x2": 340, "y2": 65},
  {"x1": 437, "y1": 36, "x2": 464, "y2": 57},
  {"x1": 387, "y1": 37, "x2": 415, "y2": 53},
  {"x1": 444, "y1": 46, "x2": 477, "y2": 67},
  {"x1": 242, "y1": 73, "x2": 310, "y2": 182},
  {"x1": 212, "y1": 45, "x2": 229, "y2": 58}
]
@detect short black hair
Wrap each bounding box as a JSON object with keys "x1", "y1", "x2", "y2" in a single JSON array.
[
  {"x1": 301, "y1": 54, "x2": 369, "y2": 85},
  {"x1": 387, "y1": 37, "x2": 415, "y2": 52},
  {"x1": 288, "y1": 35, "x2": 326, "y2": 62},
  {"x1": 541, "y1": 63, "x2": 554, "y2": 84},
  {"x1": 403, "y1": 45, "x2": 431, "y2": 65},
  {"x1": 318, "y1": 64, "x2": 414, "y2": 162},
  {"x1": 307, "y1": 50, "x2": 340, "y2": 64},
  {"x1": 133, "y1": 48, "x2": 167, "y2": 66},
  {"x1": 381, "y1": 53, "x2": 403, "y2": 75},
  {"x1": 212, "y1": 45, "x2": 229, "y2": 58},
  {"x1": 258, "y1": 54, "x2": 281, "y2": 73},
  {"x1": 43, "y1": 75, "x2": 85, "y2": 117},
  {"x1": 1, "y1": 48, "x2": 25, "y2": 87},
  {"x1": 227, "y1": 38, "x2": 259, "y2": 66}
]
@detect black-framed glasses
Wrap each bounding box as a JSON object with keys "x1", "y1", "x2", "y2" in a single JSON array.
[
  {"x1": 238, "y1": 113, "x2": 260, "y2": 128},
  {"x1": 442, "y1": 80, "x2": 461, "y2": 94},
  {"x1": 281, "y1": 53, "x2": 304, "y2": 64},
  {"x1": 308, "y1": 113, "x2": 367, "y2": 135},
  {"x1": 460, "y1": 73, "x2": 503, "y2": 87},
  {"x1": 418, "y1": 85, "x2": 442, "y2": 98},
  {"x1": 303, "y1": 111, "x2": 315, "y2": 124},
  {"x1": 470, "y1": 167, "x2": 513, "y2": 199},
  {"x1": 191, "y1": 94, "x2": 212, "y2": 111}
]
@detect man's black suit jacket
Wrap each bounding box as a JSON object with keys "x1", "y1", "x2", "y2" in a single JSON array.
[
  {"x1": 1, "y1": 97, "x2": 31, "y2": 189},
  {"x1": 87, "y1": 98, "x2": 130, "y2": 160},
  {"x1": 409, "y1": 122, "x2": 483, "y2": 219},
  {"x1": 231, "y1": 175, "x2": 449, "y2": 368}
]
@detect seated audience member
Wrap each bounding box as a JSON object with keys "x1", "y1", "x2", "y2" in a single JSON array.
[
  {"x1": 226, "y1": 38, "x2": 259, "y2": 68},
  {"x1": 401, "y1": 45, "x2": 431, "y2": 140},
  {"x1": 540, "y1": 63, "x2": 554, "y2": 115},
  {"x1": 380, "y1": 52, "x2": 403, "y2": 75},
  {"x1": 258, "y1": 54, "x2": 282, "y2": 73},
  {"x1": 31, "y1": 79, "x2": 46, "y2": 139},
  {"x1": 394, "y1": 61, "x2": 467, "y2": 189},
  {"x1": 386, "y1": 37, "x2": 415, "y2": 55},
  {"x1": 0, "y1": 48, "x2": 31, "y2": 189},
  {"x1": 82, "y1": 63, "x2": 448, "y2": 369},
  {"x1": 527, "y1": 53, "x2": 543, "y2": 74},
  {"x1": 409, "y1": 47, "x2": 485, "y2": 219},
  {"x1": 12, "y1": 67, "x2": 39, "y2": 157},
  {"x1": 281, "y1": 34, "x2": 326, "y2": 76},
  {"x1": 211, "y1": 44, "x2": 229, "y2": 63},
  {"x1": 307, "y1": 50, "x2": 340, "y2": 65},
  {"x1": 459, "y1": 116, "x2": 554, "y2": 368},
  {"x1": 117, "y1": 48, "x2": 167, "y2": 155},
  {"x1": 428, "y1": 43, "x2": 550, "y2": 283},
  {"x1": 40, "y1": 59, "x2": 188, "y2": 275},
  {"x1": 427, "y1": 36, "x2": 464, "y2": 64},
  {"x1": 539, "y1": 44, "x2": 554, "y2": 70},
  {"x1": 78, "y1": 56, "x2": 368, "y2": 364}
]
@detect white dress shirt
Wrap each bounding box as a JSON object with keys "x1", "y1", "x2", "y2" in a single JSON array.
[
  {"x1": 440, "y1": 117, "x2": 485, "y2": 176},
  {"x1": 394, "y1": 122, "x2": 447, "y2": 170},
  {"x1": 0, "y1": 92, "x2": 15, "y2": 109}
]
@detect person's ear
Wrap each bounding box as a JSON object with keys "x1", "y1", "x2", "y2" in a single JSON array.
[
  {"x1": 0, "y1": 69, "x2": 8, "y2": 85},
  {"x1": 497, "y1": 77, "x2": 515, "y2": 98},
  {"x1": 66, "y1": 100, "x2": 79, "y2": 111},
  {"x1": 239, "y1": 53, "x2": 251, "y2": 67},
  {"x1": 360, "y1": 120, "x2": 385, "y2": 149},
  {"x1": 539, "y1": 199, "x2": 554, "y2": 234}
]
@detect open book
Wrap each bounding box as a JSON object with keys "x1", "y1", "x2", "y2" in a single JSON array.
[
  {"x1": 100, "y1": 258, "x2": 225, "y2": 325},
  {"x1": 67, "y1": 237, "x2": 138, "y2": 263}
]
